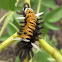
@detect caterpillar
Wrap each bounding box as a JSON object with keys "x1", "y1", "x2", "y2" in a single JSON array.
[{"x1": 15, "y1": 3, "x2": 44, "y2": 61}]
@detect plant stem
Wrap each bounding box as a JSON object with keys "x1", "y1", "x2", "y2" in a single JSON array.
[
  {"x1": 24, "y1": 0, "x2": 31, "y2": 7},
  {"x1": 15, "y1": 0, "x2": 19, "y2": 7},
  {"x1": 37, "y1": 0, "x2": 41, "y2": 14},
  {"x1": 0, "y1": 11, "x2": 14, "y2": 37},
  {"x1": 0, "y1": 32, "x2": 18, "y2": 51},
  {"x1": 39, "y1": 39, "x2": 62, "y2": 62},
  {"x1": 0, "y1": 12, "x2": 9, "y2": 23}
]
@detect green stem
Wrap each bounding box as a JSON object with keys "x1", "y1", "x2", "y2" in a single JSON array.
[
  {"x1": 24, "y1": 0, "x2": 31, "y2": 7},
  {"x1": 39, "y1": 39, "x2": 62, "y2": 62},
  {"x1": 0, "y1": 32, "x2": 18, "y2": 51},
  {"x1": 0, "y1": 12, "x2": 9, "y2": 23},
  {"x1": 15, "y1": 0, "x2": 19, "y2": 7},
  {"x1": 37, "y1": 0, "x2": 41, "y2": 13}
]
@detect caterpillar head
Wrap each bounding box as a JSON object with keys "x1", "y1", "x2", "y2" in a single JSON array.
[
  {"x1": 25, "y1": 8, "x2": 34, "y2": 15},
  {"x1": 23, "y1": 3, "x2": 34, "y2": 15}
]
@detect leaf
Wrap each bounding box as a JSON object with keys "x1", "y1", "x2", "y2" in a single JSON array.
[
  {"x1": 0, "y1": 0, "x2": 16, "y2": 10},
  {"x1": 0, "y1": 11, "x2": 14, "y2": 37},
  {"x1": 7, "y1": 22, "x2": 18, "y2": 36},
  {"x1": 41, "y1": 27, "x2": 48, "y2": 37},
  {"x1": 15, "y1": 56, "x2": 20, "y2": 62},
  {"x1": 42, "y1": 0, "x2": 57, "y2": 9},
  {"x1": 44, "y1": 22, "x2": 60, "y2": 30},
  {"x1": 38, "y1": 21, "x2": 48, "y2": 37},
  {"x1": 13, "y1": 19, "x2": 19, "y2": 29},
  {"x1": 40, "y1": 5, "x2": 49, "y2": 17},
  {"x1": 43, "y1": 6, "x2": 62, "y2": 23},
  {"x1": 0, "y1": 33, "x2": 10, "y2": 41},
  {"x1": 52, "y1": 35, "x2": 58, "y2": 46},
  {"x1": 31, "y1": 0, "x2": 38, "y2": 10},
  {"x1": 33, "y1": 50, "x2": 49, "y2": 62}
]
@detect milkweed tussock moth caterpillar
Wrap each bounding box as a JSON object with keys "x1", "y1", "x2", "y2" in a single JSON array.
[{"x1": 15, "y1": 3, "x2": 44, "y2": 61}]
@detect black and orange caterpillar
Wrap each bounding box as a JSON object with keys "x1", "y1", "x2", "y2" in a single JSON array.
[{"x1": 15, "y1": 3, "x2": 44, "y2": 61}]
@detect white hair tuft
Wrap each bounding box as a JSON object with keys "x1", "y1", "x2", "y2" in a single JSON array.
[{"x1": 25, "y1": 8, "x2": 33, "y2": 14}]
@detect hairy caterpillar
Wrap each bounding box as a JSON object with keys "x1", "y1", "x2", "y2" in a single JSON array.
[{"x1": 15, "y1": 3, "x2": 44, "y2": 61}]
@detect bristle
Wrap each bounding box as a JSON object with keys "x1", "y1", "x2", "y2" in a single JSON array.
[
  {"x1": 21, "y1": 26, "x2": 25, "y2": 27},
  {"x1": 37, "y1": 22, "x2": 44, "y2": 25},
  {"x1": 11, "y1": 37, "x2": 22, "y2": 41},
  {"x1": 15, "y1": 41, "x2": 33, "y2": 61},
  {"x1": 37, "y1": 18, "x2": 43, "y2": 20},
  {"x1": 19, "y1": 30, "x2": 23, "y2": 32},
  {"x1": 23, "y1": 3, "x2": 30, "y2": 10},
  {"x1": 16, "y1": 17, "x2": 25, "y2": 19},
  {"x1": 20, "y1": 22, "x2": 25, "y2": 23},
  {"x1": 31, "y1": 43, "x2": 41, "y2": 52},
  {"x1": 15, "y1": 48, "x2": 21, "y2": 56},
  {"x1": 16, "y1": 12, "x2": 23, "y2": 15},
  {"x1": 17, "y1": 32, "x2": 21, "y2": 35},
  {"x1": 37, "y1": 27, "x2": 44, "y2": 29},
  {"x1": 35, "y1": 12, "x2": 44, "y2": 16},
  {"x1": 19, "y1": 50, "x2": 28, "y2": 61},
  {"x1": 30, "y1": 49, "x2": 34, "y2": 57},
  {"x1": 19, "y1": 28, "x2": 23, "y2": 30},
  {"x1": 38, "y1": 32, "x2": 42, "y2": 35},
  {"x1": 35, "y1": 37, "x2": 39, "y2": 41},
  {"x1": 28, "y1": 51, "x2": 30, "y2": 60}
]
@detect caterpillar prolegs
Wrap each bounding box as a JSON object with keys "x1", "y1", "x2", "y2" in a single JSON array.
[{"x1": 15, "y1": 3, "x2": 44, "y2": 61}]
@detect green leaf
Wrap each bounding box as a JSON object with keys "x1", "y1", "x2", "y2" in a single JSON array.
[
  {"x1": 42, "y1": 0, "x2": 57, "y2": 9},
  {"x1": 13, "y1": 19, "x2": 19, "y2": 29},
  {"x1": 43, "y1": 6, "x2": 62, "y2": 23},
  {"x1": 0, "y1": 11, "x2": 14, "y2": 37},
  {"x1": 52, "y1": 35, "x2": 58, "y2": 46},
  {"x1": 15, "y1": 56, "x2": 20, "y2": 62},
  {"x1": 33, "y1": 50, "x2": 49, "y2": 62},
  {"x1": 0, "y1": 33, "x2": 10, "y2": 41},
  {"x1": 0, "y1": 0, "x2": 16, "y2": 10},
  {"x1": 41, "y1": 27, "x2": 48, "y2": 37},
  {"x1": 40, "y1": 5, "x2": 49, "y2": 17},
  {"x1": 7, "y1": 22, "x2": 18, "y2": 36},
  {"x1": 31, "y1": 0, "x2": 38, "y2": 11},
  {"x1": 44, "y1": 22, "x2": 60, "y2": 30}
]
